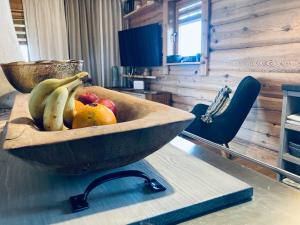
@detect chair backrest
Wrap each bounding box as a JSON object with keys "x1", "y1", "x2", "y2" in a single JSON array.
[{"x1": 220, "y1": 76, "x2": 261, "y2": 140}]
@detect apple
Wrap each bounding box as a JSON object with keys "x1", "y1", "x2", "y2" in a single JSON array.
[
  {"x1": 77, "y1": 93, "x2": 99, "y2": 105},
  {"x1": 96, "y1": 98, "x2": 117, "y2": 115}
]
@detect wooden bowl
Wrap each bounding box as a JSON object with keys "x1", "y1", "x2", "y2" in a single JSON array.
[
  {"x1": 1, "y1": 87, "x2": 194, "y2": 175},
  {"x1": 1, "y1": 60, "x2": 83, "y2": 93}
]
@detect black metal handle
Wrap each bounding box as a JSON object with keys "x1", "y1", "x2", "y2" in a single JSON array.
[{"x1": 69, "y1": 170, "x2": 166, "y2": 212}]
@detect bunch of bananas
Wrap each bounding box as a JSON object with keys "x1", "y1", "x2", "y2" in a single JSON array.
[{"x1": 28, "y1": 72, "x2": 88, "y2": 131}]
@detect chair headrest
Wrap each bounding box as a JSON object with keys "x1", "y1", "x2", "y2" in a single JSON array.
[{"x1": 235, "y1": 76, "x2": 261, "y2": 96}]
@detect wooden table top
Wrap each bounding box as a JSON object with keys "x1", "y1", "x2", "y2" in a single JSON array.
[{"x1": 0, "y1": 110, "x2": 300, "y2": 224}]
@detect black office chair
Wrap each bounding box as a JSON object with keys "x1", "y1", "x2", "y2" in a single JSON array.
[{"x1": 185, "y1": 76, "x2": 261, "y2": 149}]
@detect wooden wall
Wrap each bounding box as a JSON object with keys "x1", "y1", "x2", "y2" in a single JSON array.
[{"x1": 128, "y1": 0, "x2": 300, "y2": 163}]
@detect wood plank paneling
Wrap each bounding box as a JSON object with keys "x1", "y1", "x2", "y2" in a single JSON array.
[
  {"x1": 230, "y1": 138, "x2": 278, "y2": 164},
  {"x1": 210, "y1": 43, "x2": 300, "y2": 73},
  {"x1": 208, "y1": 70, "x2": 300, "y2": 98},
  {"x1": 155, "y1": 70, "x2": 300, "y2": 100},
  {"x1": 241, "y1": 120, "x2": 280, "y2": 138},
  {"x1": 129, "y1": 7, "x2": 163, "y2": 28},
  {"x1": 211, "y1": 0, "x2": 300, "y2": 26},
  {"x1": 235, "y1": 126, "x2": 279, "y2": 151},
  {"x1": 211, "y1": 8, "x2": 300, "y2": 50},
  {"x1": 245, "y1": 108, "x2": 281, "y2": 126}
]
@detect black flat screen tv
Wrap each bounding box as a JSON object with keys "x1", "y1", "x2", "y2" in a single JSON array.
[{"x1": 118, "y1": 23, "x2": 162, "y2": 67}]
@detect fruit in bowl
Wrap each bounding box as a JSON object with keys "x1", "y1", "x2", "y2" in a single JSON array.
[
  {"x1": 74, "y1": 100, "x2": 85, "y2": 113},
  {"x1": 77, "y1": 92, "x2": 99, "y2": 105},
  {"x1": 28, "y1": 73, "x2": 118, "y2": 131},
  {"x1": 96, "y1": 98, "x2": 117, "y2": 115},
  {"x1": 72, "y1": 103, "x2": 116, "y2": 129},
  {"x1": 28, "y1": 72, "x2": 88, "y2": 130},
  {"x1": 77, "y1": 93, "x2": 118, "y2": 116}
]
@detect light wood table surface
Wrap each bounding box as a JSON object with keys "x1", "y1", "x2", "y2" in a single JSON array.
[{"x1": 0, "y1": 110, "x2": 300, "y2": 224}]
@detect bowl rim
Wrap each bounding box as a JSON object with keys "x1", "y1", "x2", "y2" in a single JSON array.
[{"x1": 1, "y1": 60, "x2": 84, "y2": 67}]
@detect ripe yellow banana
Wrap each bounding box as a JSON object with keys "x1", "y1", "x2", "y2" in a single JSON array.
[
  {"x1": 63, "y1": 86, "x2": 80, "y2": 128},
  {"x1": 28, "y1": 72, "x2": 88, "y2": 125},
  {"x1": 43, "y1": 78, "x2": 84, "y2": 131}
]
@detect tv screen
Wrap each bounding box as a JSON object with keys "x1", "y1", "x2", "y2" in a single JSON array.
[{"x1": 118, "y1": 23, "x2": 162, "y2": 67}]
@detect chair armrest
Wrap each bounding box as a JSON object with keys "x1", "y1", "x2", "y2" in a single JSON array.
[{"x1": 191, "y1": 104, "x2": 209, "y2": 117}]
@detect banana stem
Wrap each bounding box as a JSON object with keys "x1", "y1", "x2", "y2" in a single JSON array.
[
  {"x1": 65, "y1": 79, "x2": 83, "y2": 92},
  {"x1": 75, "y1": 72, "x2": 89, "y2": 80}
]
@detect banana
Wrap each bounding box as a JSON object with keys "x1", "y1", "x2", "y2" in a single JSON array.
[
  {"x1": 28, "y1": 72, "x2": 88, "y2": 125},
  {"x1": 43, "y1": 86, "x2": 69, "y2": 131},
  {"x1": 43, "y1": 79, "x2": 83, "y2": 131},
  {"x1": 63, "y1": 86, "x2": 80, "y2": 128}
]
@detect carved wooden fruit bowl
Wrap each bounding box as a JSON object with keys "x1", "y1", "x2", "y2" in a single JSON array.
[{"x1": 2, "y1": 87, "x2": 194, "y2": 175}]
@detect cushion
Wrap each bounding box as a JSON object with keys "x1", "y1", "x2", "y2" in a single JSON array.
[{"x1": 201, "y1": 86, "x2": 232, "y2": 123}]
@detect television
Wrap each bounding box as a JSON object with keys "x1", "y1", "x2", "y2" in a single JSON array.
[{"x1": 118, "y1": 23, "x2": 162, "y2": 67}]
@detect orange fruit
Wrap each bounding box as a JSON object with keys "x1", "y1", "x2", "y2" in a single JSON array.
[
  {"x1": 75, "y1": 100, "x2": 85, "y2": 113},
  {"x1": 72, "y1": 103, "x2": 117, "y2": 129}
]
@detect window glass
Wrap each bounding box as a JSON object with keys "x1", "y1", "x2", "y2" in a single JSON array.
[
  {"x1": 178, "y1": 20, "x2": 201, "y2": 56},
  {"x1": 176, "y1": 0, "x2": 202, "y2": 56}
]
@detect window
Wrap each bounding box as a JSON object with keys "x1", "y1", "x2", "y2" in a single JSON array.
[
  {"x1": 177, "y1": 0, "x2": 202, "y2": 56},
  {"x1": 178, "y1": 20, "x2": 201, "y2": 56},
  {"x1": 166, "y1": 0, "x2": 210, "y2": 75}
]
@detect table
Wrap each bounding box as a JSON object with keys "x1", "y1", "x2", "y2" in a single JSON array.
[{"x1": 0, "y1": 111, "x2": 300, "y2": 224}]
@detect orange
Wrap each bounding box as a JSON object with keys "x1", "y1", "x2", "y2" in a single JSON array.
[
  {"x1": 75, "y1": 100, "x2": 85, "y2": 113},
  {"x1": 72, "y1": 103, "x2": 117, "y2": 129}
]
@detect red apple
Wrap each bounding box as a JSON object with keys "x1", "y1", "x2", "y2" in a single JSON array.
[
  {"x1": 77, "y1": 93, "x2": 99, "y2": 105},
  {"x1": 96, "y1": 98, "x2": 117, "y2": 115}
]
